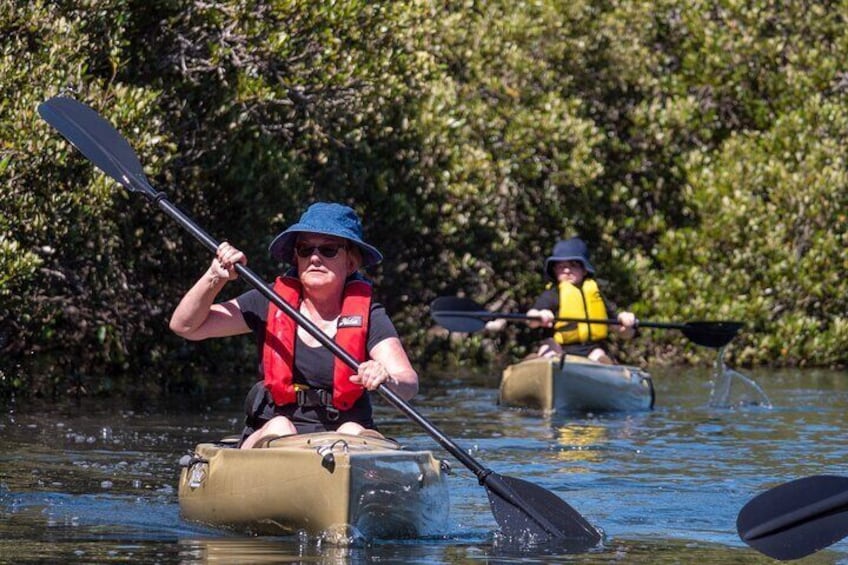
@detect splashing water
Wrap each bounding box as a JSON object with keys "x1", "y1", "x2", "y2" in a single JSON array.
[{"x1": 708, "y1": 348, "x2": 772, "y2": 408}]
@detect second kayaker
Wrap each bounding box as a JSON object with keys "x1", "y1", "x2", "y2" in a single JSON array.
[{"x1": 525, "y1": 237, "x2": 638, "y2": 364}]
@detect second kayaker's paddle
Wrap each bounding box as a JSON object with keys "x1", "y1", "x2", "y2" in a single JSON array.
[
  {"x1": 736, "y1": 474, "x2": 848, "y2": 561},
  {"x1": 38, "y1": 95, "x2": 602, "y2": 548},
  {"x1": 431, "y1": 296, "x2": 743, "y2": 349}
]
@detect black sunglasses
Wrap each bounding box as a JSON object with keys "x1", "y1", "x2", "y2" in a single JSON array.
[{"x1": 294, "y1": 243, "x2": 347, "y2": 258}]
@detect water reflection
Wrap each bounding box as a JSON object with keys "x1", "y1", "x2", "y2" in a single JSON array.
[
  {"x1": 1, "y1": 367, "x2": 846, "y2": 563},
  {"x1": 554, "y1": 424, "x2": 607, "y2": 464},
  {"x1": 178, "y1": 537, "x2": 361, "y2": 564},
  {"x1": 172, "y1": 534, "x2": 811, "y2": 564}
]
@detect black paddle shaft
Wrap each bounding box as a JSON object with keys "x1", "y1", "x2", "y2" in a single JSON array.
[
  {"x1": 157, "y1": 197, "x2": 601, "y2": 544},
  {"x1": 431, "y1": 296, "x2": 743, "y2": 348},
  {"x1": 160, "y1": 196, "x2": 494, "y2": 477},
  {"x1": 144, "y1": 151, "x2": 601, "y2": 545},
  {"x1": 37, "y1": 95, "x2": 602, "y2": 545}
]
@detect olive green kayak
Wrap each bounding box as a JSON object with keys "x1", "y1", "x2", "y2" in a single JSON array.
[
  {"x1": 178, "y1": 432, "x2": 450, "y2": 540},
  {"x1": 499, "y1": 356, "x2": 654, "y2": 413}
]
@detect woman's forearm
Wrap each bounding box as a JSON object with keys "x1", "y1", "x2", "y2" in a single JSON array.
[
  {"x1": 388, "y1": 368, "x2": 419, "y2": 401},
  {"x1": 169, "y1": 268, "x2": 227, "y2": 338}
]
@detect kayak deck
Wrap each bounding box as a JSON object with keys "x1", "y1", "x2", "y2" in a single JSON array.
[
  {"x1": 178, "y1": 432, "x2": 450, "y2": 540},
  {"x1": 499, "y1": 356, "x2": 654, "y2": 413}
]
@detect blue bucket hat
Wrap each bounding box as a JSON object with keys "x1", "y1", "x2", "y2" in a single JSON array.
[
  {"x1": 544, "y1": 237, "x2": 595, "y2": 278},
  {"x1": 268, "y1": 202, "x2": 383, "y2": 267}
]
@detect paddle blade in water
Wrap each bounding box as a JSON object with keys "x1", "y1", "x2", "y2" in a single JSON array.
[
  {"x1": 737, "y1": 475, "x2": 848, "y2": 560},
  {"x1": 680, "y1": 321, "x2": 744, "y2": 348},
  {"x1": 37, "y1": 96, "x2": 154, "y2": 196},
  {"x1": 483, "y1": 473, "x2": 601, "y2": 547}
]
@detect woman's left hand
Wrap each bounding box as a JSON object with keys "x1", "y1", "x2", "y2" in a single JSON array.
[{"x1": 351, "y1": 360, "x2": 395, "y2": 391}]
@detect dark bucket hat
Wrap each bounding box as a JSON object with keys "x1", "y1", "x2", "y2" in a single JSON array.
[
  {"x1": 544, "y1": 237, "x2": 595, "y2": 277},
  {"x1": 268, "y1": 202, "x2": 383, "y2": 267}
]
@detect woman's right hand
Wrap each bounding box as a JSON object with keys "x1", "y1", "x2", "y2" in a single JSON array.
[
  {"x1": 170, "y1": 242, "x2": 250, "y2": 340},
  {"x1": 212, "y1": 242, "x2": 247, "y2": 283}
]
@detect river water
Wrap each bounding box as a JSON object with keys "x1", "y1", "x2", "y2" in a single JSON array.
[{"x1": 1, "y1": 362, "x2": 846, "y2": 564}]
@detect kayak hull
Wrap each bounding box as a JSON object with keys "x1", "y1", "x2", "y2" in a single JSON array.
[
  {"x1": 178, "y1": 432, "x2": 450, "y2": 540},
  {"x1": 499, "y1": 356, "x2": 654, "y2": 413}
]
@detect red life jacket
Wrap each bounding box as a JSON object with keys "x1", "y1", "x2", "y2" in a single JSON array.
[{"x1": 262, "y1": 275, "x2": 372, "y2": 410}]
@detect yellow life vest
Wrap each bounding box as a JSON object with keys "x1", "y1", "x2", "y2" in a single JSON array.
[{"x1": 553, "y1": 279, "x2": 609, "y2": 345}]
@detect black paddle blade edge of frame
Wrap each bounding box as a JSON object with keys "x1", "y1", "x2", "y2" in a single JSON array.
[
  {"x1": 37, "y1": 96, "x2": 154, "y2": 195},
  {"x1": 736, "y1": 475, "x2": 848, "y2": 561}
]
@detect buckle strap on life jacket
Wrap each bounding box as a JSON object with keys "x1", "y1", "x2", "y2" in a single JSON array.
[{"x1": 294, "y1": 384, "x2": 339, "y2": 420}]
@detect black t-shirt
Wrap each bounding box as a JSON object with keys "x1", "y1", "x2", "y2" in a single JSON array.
[{"x1": 236, "y1": 288, "x2": 400, "y2": 432}]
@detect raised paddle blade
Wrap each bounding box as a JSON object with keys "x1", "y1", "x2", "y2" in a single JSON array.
[
  {"x1": 737, "y1": 475, "x2": 848, "y2": 560},
  {"x1": 37, "y1": 96, "x2": 156, "y2": 196},
  {"x1": 483, "y1": 472, "x2": 602, "y2": 546},
  {"x1": 679, "y1": 321, "x2": 744, "y2": 348},
  {"x1": 430, "y1": 296, "x2": 489, "y2": 333}
]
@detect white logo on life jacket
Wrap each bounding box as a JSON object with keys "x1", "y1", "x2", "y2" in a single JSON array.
[{"x1": 338, "y1": 315, "x2": 363, "y2": 328}]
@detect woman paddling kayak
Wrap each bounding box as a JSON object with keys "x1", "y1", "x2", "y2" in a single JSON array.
[{"x1": 169, "y1": 202, "x2": 418, "y2": 448}]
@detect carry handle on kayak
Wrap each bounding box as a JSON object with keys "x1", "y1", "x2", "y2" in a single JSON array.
[{"x1": 37, "y1": 95, "x2": 602, "y2": 548}]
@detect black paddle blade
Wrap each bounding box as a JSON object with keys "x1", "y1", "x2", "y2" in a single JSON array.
[
  {"x1": 37, "y1": 96, "x2": 155, "y2": 196},
  {"x1": 483, "y1": 472, "x2": 602, "y2": 548},
  {"x1": 430, "y1": 296, "x2": 489, "y2": 333},
  {"x1": 680, "y1": 321, "x2": 744, "y2": 348},
  {"x1": 737, "y1": 475, "x2": 848, "y2": 560}
]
